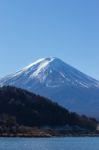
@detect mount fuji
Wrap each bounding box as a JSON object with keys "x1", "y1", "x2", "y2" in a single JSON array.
[{"x1": 0, "y1": 57, "x2": 99, "y2": 119}]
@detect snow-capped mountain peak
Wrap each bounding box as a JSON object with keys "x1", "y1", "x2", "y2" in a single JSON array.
[
  {"x1": 0, "y1": 57, "x2": 99, "y2": 88},
  {"x1": 22, "y1": 57, "x2": 54, "y2": 71},
  {"x1": 1, "y1": 57, "x2": 99, "y2": 119}
]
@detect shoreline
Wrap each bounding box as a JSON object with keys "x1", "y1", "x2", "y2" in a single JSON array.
[{"x1": 0, "y1": 130, "x2": 99, "y2": 137}]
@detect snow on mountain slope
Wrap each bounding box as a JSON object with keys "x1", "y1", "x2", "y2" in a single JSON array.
[{"x1": 0, "y1": 57, "x2": 99, "y2": 119}]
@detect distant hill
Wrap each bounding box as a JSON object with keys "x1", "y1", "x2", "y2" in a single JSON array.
[
  {"x1": 0, "y1": 86, "x2": 98, "y2": 130},
  {"x1": 1, "y1": 57, "x2": 99, "y2": 119}
]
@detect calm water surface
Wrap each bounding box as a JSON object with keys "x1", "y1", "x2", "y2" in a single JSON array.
[{"x1": 0, "y1": 137, "x2": 99, "y2": 150}]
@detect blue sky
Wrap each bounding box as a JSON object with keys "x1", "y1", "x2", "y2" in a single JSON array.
[{"x1": 0, "y1": 0, "x2": 99, "y2": 80}]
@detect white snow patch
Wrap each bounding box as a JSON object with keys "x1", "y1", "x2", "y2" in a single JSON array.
[
  {"x1": 46, "y1": 84, "x2": 60, "y2": 88},
  {"x1": 79, "y1": 82, "x2": 89, "y2": 88},
  {"x1": 31, "y1": 58, "x2": 54, "y2": 77},
  {"x1": 59, "y1": 72, "x2": 67, "y2": 79},
  {"x1": 22, "y1": 58, "x2": 45, "y2": 71}
]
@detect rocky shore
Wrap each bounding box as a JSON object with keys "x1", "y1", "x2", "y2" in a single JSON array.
[{"x1": 0, "y1": 126, "x2": 99, "y2": 137}]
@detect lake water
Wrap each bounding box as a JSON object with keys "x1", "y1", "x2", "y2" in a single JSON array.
[{"x1": 0, "y1": 137, "x2": 99, "y2": 150}]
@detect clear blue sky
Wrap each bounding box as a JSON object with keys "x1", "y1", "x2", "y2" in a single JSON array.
[{"x1": 0, "y1": 0, "x2": 99, "y2": 80}]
